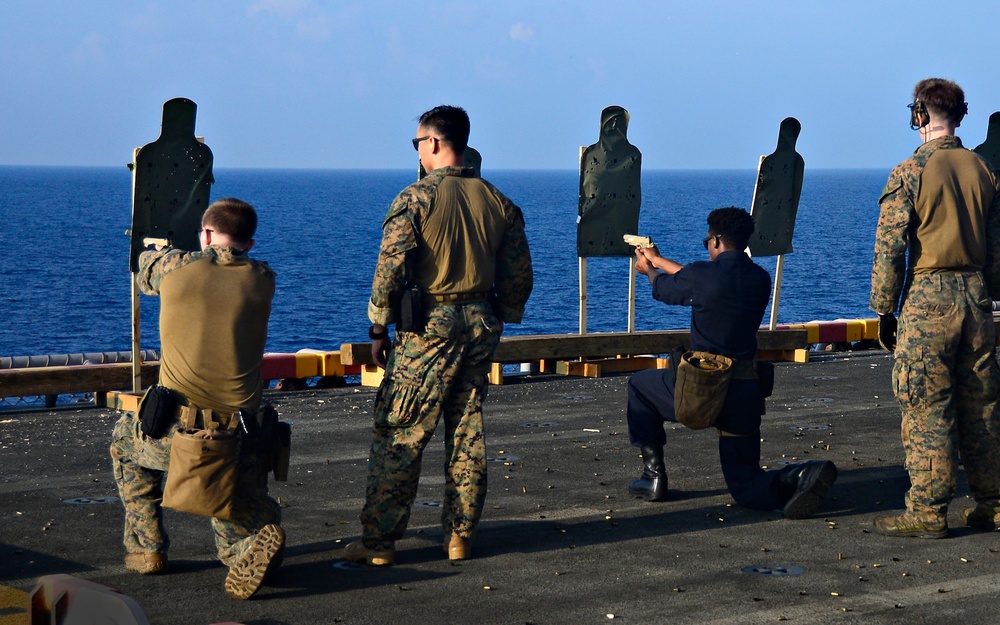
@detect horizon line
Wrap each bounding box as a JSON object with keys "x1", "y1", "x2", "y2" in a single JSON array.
[{"x1": 0, "y1": 164, "x2": 892, "y2": 173}]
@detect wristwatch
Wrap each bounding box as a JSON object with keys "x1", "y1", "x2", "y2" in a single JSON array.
[{"x1": 368, "y1": 325, "x2": 389, "y2": 340}]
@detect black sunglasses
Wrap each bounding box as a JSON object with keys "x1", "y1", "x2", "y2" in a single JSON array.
[
  {"x1": 702, "y1": 235, "x2": 719, "y2": 249},
  {"x1": 412, "y1": 136, "x2": 432, "y2": 151}
]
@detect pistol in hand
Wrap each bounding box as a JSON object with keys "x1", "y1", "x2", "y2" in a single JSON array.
[
  {"x1": 623, "y1": 234, "x2": 654, "y2": 249},
  {"x1": 142, "y1": 237, "x2": 171, "y2": 250}
]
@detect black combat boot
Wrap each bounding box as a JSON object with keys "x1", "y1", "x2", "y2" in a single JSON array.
[
  {"x1": 628, "y1": 445, "x2": 668, "y2": 502},
  {"x1": 779, "y1": 460, "x2": 837, "y2": 519}
]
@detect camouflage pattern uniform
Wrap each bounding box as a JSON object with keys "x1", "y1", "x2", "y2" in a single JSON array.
[
  {"x1": 871, "y1": 136, "x2": 1000, "y2": 526},
  {"x1": 361, "y1": 166, "x2": 532, "y2": 550},
  {"x1": 110, "y1": 245, "x2": 280, "y2": 566},
  {"x1": 111, "y1": 411, "x2": 280, "y2": 566}
]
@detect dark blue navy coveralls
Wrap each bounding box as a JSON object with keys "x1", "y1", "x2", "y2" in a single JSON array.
[{"x1": 627, "y1": 250, "x2": 789, "y2": 511}]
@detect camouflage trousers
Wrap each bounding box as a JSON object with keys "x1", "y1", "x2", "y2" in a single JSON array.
[
  {"x1": 361, "y1": 302, "x2": 502, "y2": 550},
  {"x1": 110, "y1": 411, "x2": 281, "y2": 567},
  {"x1": 893, "y1": 271, "x2": 1000, "y2": 523}
]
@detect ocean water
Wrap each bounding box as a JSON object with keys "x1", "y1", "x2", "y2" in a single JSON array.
[{"x1": 0, "y1": 166, "x2": 886, "y2": 358}]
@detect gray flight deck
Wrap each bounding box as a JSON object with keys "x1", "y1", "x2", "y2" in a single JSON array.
[{"x1": 3, "y1": 350, "x2": 1000, "y2": 624}]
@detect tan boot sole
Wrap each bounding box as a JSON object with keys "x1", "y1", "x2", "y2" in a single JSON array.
[{"x1": 225, "y1": 524, "x2": 285, "y2": 600}]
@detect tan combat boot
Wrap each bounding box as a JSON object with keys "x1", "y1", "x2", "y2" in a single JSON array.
[
  {"x1": 444, "y1": 534, "x2": 472, "y2": 561},
  {"x1": 960, "y1": 504, "x2": 1000, "y2": 530},
  {"x1": 873, "y1": 512, "x2": 947, "y2": 538},
  {"x1": 343, "y1": 540, "x2": 395, "y2": 566},
  {"x1": 124, "y1": 552, "x2": 167, "y2": 575}
]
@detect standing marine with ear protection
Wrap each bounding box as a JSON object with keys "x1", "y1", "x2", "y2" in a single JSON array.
[{"x1": 871, "y1": 78, "x2": 1000, "y2": 538}]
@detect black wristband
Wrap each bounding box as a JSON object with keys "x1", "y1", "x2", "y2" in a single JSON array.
[{"x1": 368, "y1": 325, "x2": 389, "y2": 340}]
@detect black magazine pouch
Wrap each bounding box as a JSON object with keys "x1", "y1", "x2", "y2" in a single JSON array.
[
  {"x1": 668, "y1": 345, "x2": 686, "y2": 381},
  {"x1": 756, "y1": 361, "x2": 775, "y2": 398},
  {"x1": 756, "y1": 360, "x2": 775, "y2": 415},
  {"x1": 397, "y1": 282, "x2": 426, "y2": 333},
  {"x1": 273, "y1": 421, "x2": 291, "y2": 481},
  {"x1": 137, "y1": 385, "x2": 179, "y2": 439}
]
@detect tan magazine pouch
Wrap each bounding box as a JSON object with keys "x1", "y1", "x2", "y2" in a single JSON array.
[
  {"x1": 163, "y1": 405, "x2": 239, "y2": 520},
  {"x1": 674, "y1": 351, "x2": 733, "y2": 430}
]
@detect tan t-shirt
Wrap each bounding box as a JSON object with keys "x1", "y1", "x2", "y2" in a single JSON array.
[
  {"x1": 911, "y1": 147, "x2": 997, "y2": 274},
  {"x1": 412, "y1": 175, "x2": 510, "y2": 296},
  {"x1": 140, "y1": 246, "x2": 274, "y2": 413}
]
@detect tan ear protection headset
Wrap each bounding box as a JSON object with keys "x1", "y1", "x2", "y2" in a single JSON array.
[
  {"x1": 909, "y1": 98, "x2": 969, "y2": 130},
  {"x1": 908, "y1": 99, "x2": 929, "y2": 130}
]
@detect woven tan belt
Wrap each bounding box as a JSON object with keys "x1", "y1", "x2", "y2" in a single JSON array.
[
  {"x1": 173, "y1": 403, "x2": 240, "y2": 430},
  {"x1": 424, "y1": 291, "x2": 490, "y2": 305}
]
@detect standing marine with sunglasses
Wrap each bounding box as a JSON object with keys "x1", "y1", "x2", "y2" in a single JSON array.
[
  {"x1": 625, "y1": 207, "x2": 837, "y2": 518},
  {"x1": 870, "y1": 78, "x2": 1000, "y2": 538},
  {"x1": 343, "y1": 105, "x2": 533, "y2": 566}
]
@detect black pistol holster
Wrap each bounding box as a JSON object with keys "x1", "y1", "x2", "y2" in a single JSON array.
[
  {"x1": 251, "y1": 404, "x2": 291, "y2": 484},
  {"x1": 396, "y1": 282, "x2": 426, "y2": 333}
]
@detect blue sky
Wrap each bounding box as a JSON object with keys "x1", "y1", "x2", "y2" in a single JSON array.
[{"x1": 2, "y1": 1, "x2": 998, "y2": 171}]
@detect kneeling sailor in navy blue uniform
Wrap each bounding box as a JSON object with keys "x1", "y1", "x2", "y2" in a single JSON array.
[{"x1": 626, "y1": 207, "x2": 837, "y2": 518}]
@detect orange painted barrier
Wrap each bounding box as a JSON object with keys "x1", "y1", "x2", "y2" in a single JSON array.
[
  {"x1": 260, "y1": 350, "x2": 362, "y2": 380},
  {"x1": 262, "y1": 351, "x2": 338, "y2": 380},
  {"x1": 774, "y1": 318, "x2": 879, "y2": 344}
]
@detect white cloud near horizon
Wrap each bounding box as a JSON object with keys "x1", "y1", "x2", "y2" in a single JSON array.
[
  {"x1": 509, "y1": 22, "x2": 534, "y2": 43},
  {"x1": 247, "y1": 0, "x2": 309, "y2": 20}
]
